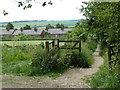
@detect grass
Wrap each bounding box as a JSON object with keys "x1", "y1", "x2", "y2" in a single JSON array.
[
  {"x1": 0, "y1": 41, "x2": 47, "y2": 46},
  {"x1": 85, "y1": 44, "x2": 120, "y2": 88},
  {"x1": 2, "y1": 39, "x2": 96, "y2": 79}
]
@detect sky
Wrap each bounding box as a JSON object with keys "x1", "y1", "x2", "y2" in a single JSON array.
[{"x1": 0, "y1": 0, "x2": 89, "y2": 22}]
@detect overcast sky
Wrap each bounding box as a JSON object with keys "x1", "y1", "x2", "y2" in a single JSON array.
[{"x1": 0, "y1": 0, "x2": 89, "y2": 22}]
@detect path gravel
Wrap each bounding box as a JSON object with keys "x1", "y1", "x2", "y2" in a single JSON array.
[{"x1": 2, "y1": 46, "x2": 104, "y2": 88}]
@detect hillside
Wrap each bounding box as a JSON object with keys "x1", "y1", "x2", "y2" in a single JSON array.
[{"x1": 0, "y1": 20, "x2": 80, "y2": 29}]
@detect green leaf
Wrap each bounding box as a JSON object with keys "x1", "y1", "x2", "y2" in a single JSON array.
[
  {"x1": 3, "y1": 10, "x2": 8, "y2": 16},
  {"x1": 42, "y1": 2, "x2": 46, "y2": 7},
  {"x1": 48, "y1": 1, "x2": 52, "y2": 5}
]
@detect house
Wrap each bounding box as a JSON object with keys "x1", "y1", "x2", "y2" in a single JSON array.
[
  {"x1": 13, "y1": 29, "x2": 45, "y2": 37},
  {"x1": 0, "y1": 29, "x2": 45, "y2": 37},
  {"x1": 0, "y1": 28, "x2": 73, "y2": 38},
  {"x1": 0, "y1": 30, "x2": 15, "y2": 36},
  {"x1": 45, "y1": 28, "x2": 73, "y2": 37}
]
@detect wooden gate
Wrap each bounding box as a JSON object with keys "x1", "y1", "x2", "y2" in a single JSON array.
[
  {"x1": 45, "y1": 39, "x2": 81, "y2": 54},
  {"x1": 57, "y1": 39, "x2": 81, "y2": 52}
]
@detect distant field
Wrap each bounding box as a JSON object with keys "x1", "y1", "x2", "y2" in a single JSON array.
[
  {"x1": 0, "y1": 20, "x2": 79, "y2": 29},
  {"x1": 0, "y1": 41, "x2": 46, "y2": 46},
  {"x1": 1, "y1": 40, "x2": 65, "y2": 46}
]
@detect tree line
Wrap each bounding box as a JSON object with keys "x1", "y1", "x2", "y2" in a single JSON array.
[{"x1": 5, "y1": 22, "x2": 68, "y2": 30}]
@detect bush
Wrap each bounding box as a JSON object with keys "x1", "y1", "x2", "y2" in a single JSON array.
[
  {"x1": 86, "y1": 40, "x2": 97, "y2": 53},
  {"x1": 2, "y1": 45, "x2": 33, "y2": 75},
  {"x1": 99, "y1": 40, "x2": 107, "y2": 56},
  {"x1": 80, "y1": 43, "x2": 94, "y2": 67},
  {"x1": 86, "y1": 64, "x2": 120, "y2": 88},
  {"x1": 2, "y1": 40, "x2": 95, "y2": 76},
  {"x1": 31, "y1": 41, "x2": 95, "y2": 76},
  {"x1": 85, "y1": 50, "x2": 120, "y2": 88}
]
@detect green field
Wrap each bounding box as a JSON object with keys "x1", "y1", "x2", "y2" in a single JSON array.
[
  {"x1": 0, "y1": 20, "x2": 79, "y2": 29},
  {"x1": 0, "y1": 40, "x2": 65, "y2": 46},
  {"x1": 0, "y1": 41, "x2": 47, "y2": 46}
]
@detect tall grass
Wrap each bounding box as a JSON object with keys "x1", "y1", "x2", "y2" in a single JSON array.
[
  {"x1": 2, "y1": 45, "x2": 33, "y2": 75},
  {"x1": 85, "y1": 45, "x2": 120, "y2": 88},
  {"x1": 2, "y1": 40, "x2": 97, "y2": 77}
]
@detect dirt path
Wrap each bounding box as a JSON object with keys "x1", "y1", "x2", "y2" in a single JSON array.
[{"x1": 2, "y1": 46, "x2": 104, "y2": 88}]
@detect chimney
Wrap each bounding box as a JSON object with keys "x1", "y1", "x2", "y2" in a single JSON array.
[
  {"x1": 45, "y1": 26, "x2": 49, "y2": 31},
  {"x1": 34, "y1": 25, "x2": 37, "y2": 31},
  {"x1": 61, "y1": 25, "x2": 64, "y2": 31},
  {"x1": 20, "y1": 27, "x2": 23, "y2": 32},
  {"x1": 6, "y1": 26, "x2": 10, "y2": 31}
]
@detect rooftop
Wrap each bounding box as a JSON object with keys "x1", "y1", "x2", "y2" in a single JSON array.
[
  {"x1": 45, "y1": 28, "x2": 73, "y2": 34},
  {"x1": 13, "y1": 30, "x2": 43, "y2": 35}
]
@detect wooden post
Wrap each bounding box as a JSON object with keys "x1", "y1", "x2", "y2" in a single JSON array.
[
  {"x1": 108, "y1": 44, "x2": 112, "y2": 67},
  {"x1": 45, "y1": 41, "x2": 49, "y2": 55},
  {"x1": 57, "y1": 39, "x2": 59, "y2": 49},
  {"x1": 79, "y1": 39, "x2": 81, "y2": 53},
  {"x1": 52, "y1": 40, "x2": 55, "y2": 47},
  {"x1": 118, "y1": 45, "x2": 120, "y2": 63}
]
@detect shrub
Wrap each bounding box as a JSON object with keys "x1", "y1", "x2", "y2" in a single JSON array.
[
  {"x1": 2, "y1": 40, "x2": 95, "y2": 76},
  {"x1": 80, "y1": 43, "x2": 94, "y2": 67},
  {"x1": 85, "y1": 50, "x2": 120, "y2": 88},
  {"x1": 86, "y1": 64, "x2": 120, "y2": 88},
  {"x1": 86, "y1": 40, "x2": 97, "y2": 53},
  {"x1": 2, "y1": 45, "x2": 33, "y2": 75}
]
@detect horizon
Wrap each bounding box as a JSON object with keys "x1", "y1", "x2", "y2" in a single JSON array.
[{"x1": 0, "y1": 19, "x2": 81, "y2": 23}]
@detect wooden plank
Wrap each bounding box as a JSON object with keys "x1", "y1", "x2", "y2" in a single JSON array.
[
  {"x1": 49, "y1": 41, "x2": 53, "y2": 44},
  {"x1": 52, "y1": 40, "x2": 55, "y2": 47},
  {"x1": 45, "y1": 41, "x2": 49, "y2": 54},
  {"x1": 72, "y1": 42, "x2": 79, "y2": 47},
  {"x1": 79, "y1": 39, "x2": 81, "y2": 52},
  {"x1": 59, "y1": 40, "x2": 79, "y2": 42},
  {"x1": 60, "y1": 47, "x2": 80, "y2": 49},
  {"x1": 108, "y1": 45, "x2": 111, "y2": 61},
  {"x1": 57, "y1": 39, "x2": 59, "y2": 49}
]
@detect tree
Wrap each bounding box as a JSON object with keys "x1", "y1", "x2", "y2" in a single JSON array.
[
  {"x1": 56, "y1": 23, "x2": 65, "y2": 28},
  {"x1": 79, "y1": 1, "x2": 120, "y2": 88},
  {"x1": 6, "y1": 23, "x2": 14, "y2": 30},
  {"x1": 18, "y1": 0, "x2": 53, "y2": 9},
  {"x1": 56, "y1": 23, "x2": 61, "y2": 28},
  {"x1": 46, "y1": 24, "x2": 54, "y2": 29},
  {"x1": 23, "y1": 25, "x2": 31, "y2": 30},
  {"x1": 3, "y1": 0, "x2": 53, "y2": 15}
]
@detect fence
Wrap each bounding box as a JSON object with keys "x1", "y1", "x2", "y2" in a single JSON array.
[
  {"x1": 45, "y1": 39, "x2": 81, "y2": 54},
  {"x1": 108, "y1": 44, "x2": 120, "y2": 67}
]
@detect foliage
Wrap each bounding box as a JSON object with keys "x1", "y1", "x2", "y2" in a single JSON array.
[
  {"x1": 80, "y1": 1, "x2": 120, "y2": 88},
  {"x1": 17, "y1": 0, "x2": 52, "y2": 10},
  {"x1": 13, "y1": 33, "x2": 28, "y2": 41},
  {"x1": 44, "y1": 32, "x2": 50, "y2": 36},
  {"x1": 6, "y1": 23, "x2": 14, "y2": 29},
  {"x1": 2, "y1": 40, "x2": 95, "y2": 76},
  {"x1": 80, "y1": 2, "x2": 119, "y2": 45},
  {"x1": 2, "y1": 45, "x2": 33, "y2": 75},
  {"x1": 86, "y1": 40, "x2": 97, "y2": 53},
  {"x1": 3, "y1": 10, "x2": 8, "y2": 16},
  {"x1": 46, "y1": 24, "x2": 54, "y2": 29},
  {"x1": 2, "y1": 35, "x2": 13, "y2": 41},
  {"x1": 23, "y1": 24, "x2": 31, "y2": 30},
  {"x1": 56, "y1": 23, "x2": 64, "y2": 28},
  {"x1": 86, "y1": 52, "x2": 120, "y2": 88},
  {"x1": 66, "y1": 27, "x2": 87, "y2": 42}
]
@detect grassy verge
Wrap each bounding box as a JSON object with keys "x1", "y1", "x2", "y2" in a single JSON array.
[
  {"x1": 2, "y1": 39, "x2": 97, "y2": 78},
  {"x1": 85, "y1": 46, "x2": 120, "y2": 88}
]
